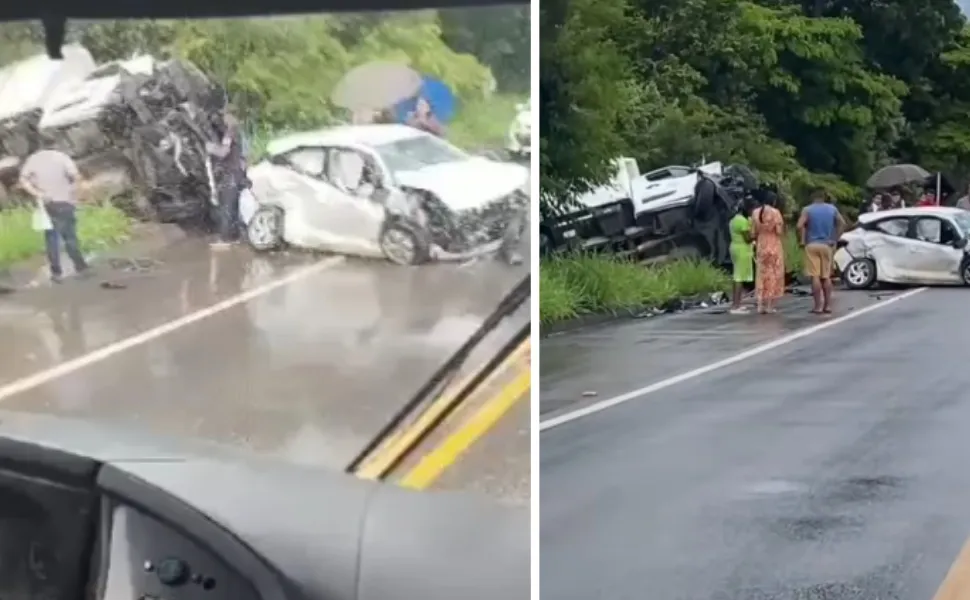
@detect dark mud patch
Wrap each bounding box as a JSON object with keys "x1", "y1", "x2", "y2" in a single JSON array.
[
  {"x1": 768, "y1": 515, "x2": 864, "y2": 542},
  {"x1": 822, "y1": 476, "x2": 905, "y2": 505}
]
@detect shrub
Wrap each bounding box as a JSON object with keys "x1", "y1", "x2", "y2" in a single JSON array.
[{"x1": 539, "y1": 254, "x2": 731, "y2": 324}]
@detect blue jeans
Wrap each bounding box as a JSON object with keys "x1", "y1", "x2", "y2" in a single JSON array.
[{"x1": 43, "y1": 202, "x2": 87, "y2": 277}]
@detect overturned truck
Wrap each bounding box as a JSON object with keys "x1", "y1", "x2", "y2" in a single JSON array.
[
  {"x1": 0, "y1": 47, "x2": 223, "y2": 224},
  {"x1": 540, "y1": 158, "x2": 767, "y2": 268}
]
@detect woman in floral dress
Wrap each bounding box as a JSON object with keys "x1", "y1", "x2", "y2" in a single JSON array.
[{"x1": 751, "y1": 193, "x2": 785, "y2": 314}]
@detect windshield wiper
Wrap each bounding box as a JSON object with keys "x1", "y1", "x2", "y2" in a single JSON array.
[{"x1": 345, "y1": 272, "x2": 530, "y2": 476}]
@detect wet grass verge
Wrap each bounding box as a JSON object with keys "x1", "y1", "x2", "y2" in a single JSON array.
[
  {"x1": 540, "y1": 254, "x2": 732, "y2": 331},
  {"x1": 0, "y1": 203, "x2": 132, "y2": 268}
]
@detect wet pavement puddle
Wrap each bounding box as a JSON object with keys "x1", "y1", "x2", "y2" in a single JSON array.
[{"x1": 744, "y1": 480, "x2": 806, "y2": 496}]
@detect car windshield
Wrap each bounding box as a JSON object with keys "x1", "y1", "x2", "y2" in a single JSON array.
[
  {"x1": 954, "y1": 212, "x2": 970, "y2": 237},
  {"x1": 0, "y1": 6, "x2": 530, "y2": 522},
  {"x1": 373, "y1": 134, "x2": 468, "y2": 174}
]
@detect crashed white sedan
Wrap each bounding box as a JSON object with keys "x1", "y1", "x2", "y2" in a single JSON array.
[
  {"x1": 241, "y1": 124, "x2": 529, "y2": 265},
  {"x1": 834, "y1": 206, "x2": 970, "y2": 289}
]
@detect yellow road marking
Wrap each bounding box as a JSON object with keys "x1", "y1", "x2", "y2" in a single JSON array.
[
  {"x1": 399, "y1": 367, "x2": 530, "y2": 490},
  {"x1": 355, "y1": 338, "x2": 530, "y2": 480},
  {"x1": 933, "y1": 536, "x2": 970, "y2": 600}
]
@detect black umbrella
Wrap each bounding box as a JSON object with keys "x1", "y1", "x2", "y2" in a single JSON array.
[{"x1": 866, "y1": 163, "x2": 931, "y2": 189}]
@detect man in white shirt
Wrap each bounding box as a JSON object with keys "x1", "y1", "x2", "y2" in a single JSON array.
[{"x1": 19, "y1": 148, "x2": 89, "y2": 282}]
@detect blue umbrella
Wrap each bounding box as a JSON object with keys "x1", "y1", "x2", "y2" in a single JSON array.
[{"x1": 394, "y1": 76, "x2": 456, "y2": 124}]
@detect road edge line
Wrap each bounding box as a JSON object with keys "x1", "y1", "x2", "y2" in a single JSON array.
[
  {"x1": 0, "y1": 255, "x2": 345, "y2": 402},
  {"x1": 539, "y1": 287, "x2": 926, "y2": 432},
  {"x1": 399, "y1": 368, "x2": 531, "y2": 490},
  {"x1": 356, "y1": 339, "x2": 530, "y2": 480}
]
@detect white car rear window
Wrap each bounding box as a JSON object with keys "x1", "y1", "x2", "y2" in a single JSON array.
[
  {"x1": 873, "y1": 218, "x2": 909, "y2": 237},
  {"x1": 286, "y1": 148, "x2": 324, "y2": 176}
]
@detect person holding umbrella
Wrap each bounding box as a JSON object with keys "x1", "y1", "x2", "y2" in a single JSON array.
[{"x1": 405, "y1": 96, "x2": 444, "y2": 137}]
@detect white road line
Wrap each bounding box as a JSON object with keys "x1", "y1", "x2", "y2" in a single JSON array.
[
  {"x1": 0, "y1": 255, "x2": 345, "y2": 402},
  {"x1": 539, "y1": 287, "x2": 927, "y2": 432}
]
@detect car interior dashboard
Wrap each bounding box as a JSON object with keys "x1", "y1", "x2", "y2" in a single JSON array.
[
  {"x1": 0, "y1": 415, "x2": 528, "y2": 600},
  {"x1": 0, "y1": 459, "x2": 269, "y2": 600}
]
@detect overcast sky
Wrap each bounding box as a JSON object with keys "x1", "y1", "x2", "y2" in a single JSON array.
[{"x1": 961, "y1": 0, "x2": 970, "y2": 15}]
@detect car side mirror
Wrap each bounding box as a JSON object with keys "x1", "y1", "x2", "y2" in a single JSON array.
[{"x1": 955, "y1": 237, "x2": 968, "y2": 249}]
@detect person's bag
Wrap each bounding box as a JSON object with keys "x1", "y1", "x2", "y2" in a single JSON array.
[{"x1": 31, "y1": 202, "x2": 52, "y2": 232}]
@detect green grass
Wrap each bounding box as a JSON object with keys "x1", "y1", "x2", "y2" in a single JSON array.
[
  {"x1": 539, "y1": 254, "x2": 732, "y2": 324},
  {"x1": 0, "y1": 203, "x2": 132, "y2": 269},
  {"x1": 783, "y1": 229, "x2": 803, "y2": 275},
  {"x1": 449, "y1": 93, "x2": 526, "y2": 151}
]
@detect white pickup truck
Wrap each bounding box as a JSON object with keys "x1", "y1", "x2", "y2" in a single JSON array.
[{"x1": 540, "y1": 157, "x2": 726, "y2": 255}]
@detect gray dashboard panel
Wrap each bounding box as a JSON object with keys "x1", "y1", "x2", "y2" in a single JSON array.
[
  {"x1": 0, "y1": 411, "x2": 529, "y2": 600},
  {"x1": 106, "y1": 457, "x2": 529, "y2": 600}
]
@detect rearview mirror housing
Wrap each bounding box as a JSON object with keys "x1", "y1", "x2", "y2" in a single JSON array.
[{"x1": 955, "y1": 237, "x2": 968, "y2": 249}]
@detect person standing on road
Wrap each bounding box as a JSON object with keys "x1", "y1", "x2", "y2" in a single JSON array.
[
  {"x1": 206, "y1": 100, "x2": 245, "y2": 250},
  {"x1": 728, "y1": 199, "x2": 755, "y2": 314},
  {"x1": 797, "y1": 189, "x2": 846, "y2": 315},
  {"x1": 18, "y1": 148, "x2": 89, "y2": 283},
  {"x1": 751, "y1": 191, "x2": 785, "y2": 314}
]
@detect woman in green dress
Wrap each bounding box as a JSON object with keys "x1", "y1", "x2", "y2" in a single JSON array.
[{"x1": 729, "y1": 200, "x2": 755, "y2": 314}]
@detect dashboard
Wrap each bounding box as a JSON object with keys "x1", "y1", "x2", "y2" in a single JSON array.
[
  {"x1": 0, "y1": 415, "x2": 528, "y2": 600},
  {"x1": 0, "y1": 465, "x2": 256, "y2": 600},
  {"x1": 97, "y1": 503, "x2": 258, "y2": 600}
]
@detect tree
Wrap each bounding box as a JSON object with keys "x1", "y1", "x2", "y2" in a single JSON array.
[{"x1": 539, "y1": 0, "x2": 646, "y2": 205}]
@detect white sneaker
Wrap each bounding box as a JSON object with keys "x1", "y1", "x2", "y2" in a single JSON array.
[{"x1": 729, "y1": 307, "x2": 750, "y2": 315}]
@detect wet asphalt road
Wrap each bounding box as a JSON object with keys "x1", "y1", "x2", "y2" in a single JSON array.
[
  {"x1": 0, "y1": 237, "x2": 527, "y2": 494},
  {"x1": 541, "y1": 288, "x2": 970, "y2": 599}
]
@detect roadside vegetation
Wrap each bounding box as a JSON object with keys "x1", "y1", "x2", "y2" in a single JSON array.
[
  {"x1": 540, "y1": 230, "x2": 808, "y2": 325},
  {"x1": 540, "y1": 0, "x2": 969, "y2": 218},
  {"x1": 0, "y1": 203, "x2": 131, "y2": 269},
  {"x1": 539, "y1": 255, "x2": 731, "y2": 324}
]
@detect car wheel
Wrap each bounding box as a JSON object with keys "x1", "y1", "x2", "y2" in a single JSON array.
[
  {"x1": 247, "y1": 206, "x2": 284, "y2": 251},
  {"x1": 842, "y1": 257, "x2": 877, "y2": 289},
  {"x1": 380, "y1": 221, "x2": 430, "y2": 265}
]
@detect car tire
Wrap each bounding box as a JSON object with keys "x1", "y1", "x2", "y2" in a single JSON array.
[
  {"x1": 380, "y1": 220, "x2": 431, "y2": 265},
  {"x1": 247, "y1": 206, "x2": 285, "y2": 252},
  {"x1": 842, "y1": 257, "x2": 877, "y2": 290}
]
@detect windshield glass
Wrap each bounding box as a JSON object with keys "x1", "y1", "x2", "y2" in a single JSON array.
[
  {"x1": 0, "y1": 7, "x2": 530, "y2": 514},
  {"x1": 374, "y1": 133, "x2": 468, "y2": 173}
]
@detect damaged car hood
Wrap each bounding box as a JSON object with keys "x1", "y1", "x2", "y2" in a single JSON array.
[{"x1": 394, "y1": 157, "x2": 528, "y2": 212}]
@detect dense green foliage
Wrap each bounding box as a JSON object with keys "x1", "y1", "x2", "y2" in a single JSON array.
[
  {"x1": 0, "y1": 9, "x2": 529, "y2": 150},
  {"x1": 540, "y1": 0, "x2": 970, "y2": 214}
]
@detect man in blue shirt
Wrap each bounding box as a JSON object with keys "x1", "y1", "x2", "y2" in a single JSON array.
[{"x1": 797, "y1": 189, "x2": 846, "y2": 314}]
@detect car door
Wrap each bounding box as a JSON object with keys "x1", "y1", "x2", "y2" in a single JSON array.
[
  {"x1": 855, "y1": 216, "x2": 913, "y2": 282},
  {"x1": 267, "y1": 146, "x2": 338, "y2": 247},
  {"x1": 313, "y1": 145, "x2": 386, "y2": 256},
  {"x1": 905, "y1": 216, "x2": 965, "y2": 283}
]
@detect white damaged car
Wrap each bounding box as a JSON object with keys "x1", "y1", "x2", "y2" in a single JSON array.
[
  {"x1": 834, "y1": 206, "x2": 970, "y2": 288},
  {"x1": 241, "y1": 124, "x2": 529, "y2": 265}
]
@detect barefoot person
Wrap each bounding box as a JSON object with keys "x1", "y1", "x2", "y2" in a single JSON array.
[
  {"x1": 797, "y1": 189, "x2": 845, "y2": 314},
  {"x1": 751, "y1": 192, "x2": 785, "y2": 314},
  {"x1": 19, "y1": 147, "x2": 89, "y2": 283},
  {"x1": 728, "y1": 200, "x2": 755, "y2": 314}
]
